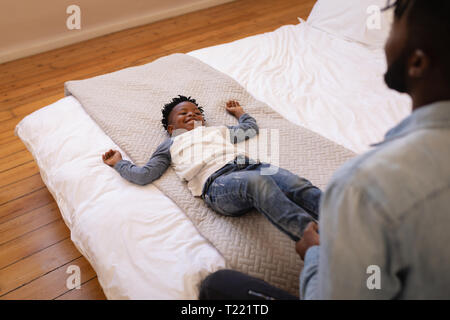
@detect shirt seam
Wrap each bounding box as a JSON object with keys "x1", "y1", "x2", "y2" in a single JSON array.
[
  {"x1": 396, "y1": 183, "x2": 450, "y2": 223},
  {"x1": 374, "y1": 125, "x2": 450, "y2": 147}
]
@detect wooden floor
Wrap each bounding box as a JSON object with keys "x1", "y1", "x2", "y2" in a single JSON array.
[{"x1": 0, "y1": 0, "x2": 316, "y2": 299}]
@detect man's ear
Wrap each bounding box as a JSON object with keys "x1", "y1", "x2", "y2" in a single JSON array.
[
  {"x1": 408, "y1": 49, "x2": 429, "y2": 78},
  {"x1": 167, "y1": 124, "x2": 174, "y2": 136}
]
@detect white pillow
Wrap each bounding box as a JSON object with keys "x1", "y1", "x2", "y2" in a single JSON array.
[{"x1": 307, "y1": 0, "x2": 393, "y2": 48}]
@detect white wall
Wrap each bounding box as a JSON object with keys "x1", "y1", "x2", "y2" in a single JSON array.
[{"x1": 0, "y1": 0, "x2": 235, "y2": 64}]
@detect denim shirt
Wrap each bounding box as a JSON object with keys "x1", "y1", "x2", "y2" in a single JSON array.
[{"x1": 300, "y1": 101, "x2": 450, "y2": 299}]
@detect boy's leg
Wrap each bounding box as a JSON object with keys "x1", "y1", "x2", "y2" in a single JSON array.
[
  {"x1": 199, "y1": 269, "x2": 298, "y2": 300},
  {"x1": 203, "y1": 169, "x2": 314, "y2": 241},
  {"x1": 203, "y1": 172, "x2": 254, "y2": 217},
  {"x1": 260, "y1": 164, "x2": 322, "y2": 220}
]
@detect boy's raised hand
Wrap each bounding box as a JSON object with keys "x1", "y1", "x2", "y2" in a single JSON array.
[
  {"x1": 102, "y1": 149, "x2": 123, "y2": 167},
  {"x1": 226, "y1": 100, "x2": 245, "y2": 119}
]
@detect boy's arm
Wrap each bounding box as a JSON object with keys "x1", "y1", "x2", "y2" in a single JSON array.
[
  {"x1": 113, "y1": 139, "x2": 173, "y2": 186},
  {"x1": 226, "y1": 100, "x2": 259, "y2": 144}
]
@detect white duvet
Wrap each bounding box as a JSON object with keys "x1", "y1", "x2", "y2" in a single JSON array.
[
  {"x1": 15, "y1": 1, "x2": 411, "y2": 299},
  {"x1": 189, "y1": 22, "x2": 410, "y2": 154}
]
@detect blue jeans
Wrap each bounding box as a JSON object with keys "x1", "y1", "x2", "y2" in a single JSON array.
[{"x1": 202, "y1": 157, "x2": 321, "y2": 241}]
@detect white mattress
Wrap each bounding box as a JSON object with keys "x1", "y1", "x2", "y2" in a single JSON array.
[
  {"x1": 15, "y1": 19, "x2": 411, "y2": 299},
  {"x1": 16, "y1": 96, "x2": 226, "y2": 299}
]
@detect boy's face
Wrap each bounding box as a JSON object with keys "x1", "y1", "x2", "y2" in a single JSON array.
[{"x1": 167, "y1": 101, "x2": 205, "y2": 135}]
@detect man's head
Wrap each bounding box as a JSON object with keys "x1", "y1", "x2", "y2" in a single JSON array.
[
  {"x1": 383, "y1": 0, "x2": 450, "y2": 108},
  {"x1": 161, "y1": 95, "x2": 205, "y2": 135}
]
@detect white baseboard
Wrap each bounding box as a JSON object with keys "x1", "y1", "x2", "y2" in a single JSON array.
[{"x1": 0, "y1": 0, "x2": 234, "y2": 64}]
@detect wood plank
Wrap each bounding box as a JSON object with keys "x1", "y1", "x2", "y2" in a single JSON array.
[
  {"x1": 0, "y1": 219, "x2": 69, "y2": 270},
  {"x1": 0, "y1": 188, "x2": 54, "y2": 224},
  {"x1": 0, "y1": 161, "x2": 38, "y2": 188},
  {"x1": 0, "y1": 117, "x2": 22, "y2": 134},
  {"x1": 0, "y1": 238, "x2": 79, "y2": 296},
  {"x1": 0, "y1": 174, "x2": 45, "y2": 206},
  {"x1": 0, "y1": 111, "x2": 13, "y2": 122},
  {"x1": 0, "y1": 255, "x2": 98, "y2": 300},
  {"x1": 0, "y1": 129, "x2": 17, "y2": 145},
  {"x1": 0, "y1": 202, "x2": 60, "y2": 245},
  {"x1": 0, "y1": 139, "x2": 27, "y2": 159},
  {"x1": 55, "y1": 277, "x2": 106, "y2": 300},
  {"x1": 0, "y1": 149, "x2": 34, "y2": 172}
]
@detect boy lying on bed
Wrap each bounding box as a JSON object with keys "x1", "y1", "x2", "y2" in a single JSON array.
[{"x1": 102, "y1": 95, "x2": 321, "y2": 241}]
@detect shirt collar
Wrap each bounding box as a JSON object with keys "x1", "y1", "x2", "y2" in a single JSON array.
[
  {"x1": 171, "y1": 123, "x2": 205, "y2": 138},
  {"x1": 371, "y1": 100, "x2": 450, "y2": 147}
]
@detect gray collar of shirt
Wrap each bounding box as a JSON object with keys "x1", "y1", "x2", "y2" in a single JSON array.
[{"x1": 371, "y1": 100, "x2": 450, "y2": 147}]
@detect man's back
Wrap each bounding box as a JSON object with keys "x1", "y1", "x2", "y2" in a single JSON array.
[{"x1": 303, "y1": 101, "x2": 450, "y2": 299}]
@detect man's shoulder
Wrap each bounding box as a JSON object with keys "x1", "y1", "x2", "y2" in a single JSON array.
[{"x1": 328, "y1": 129, "x2": 449, "y2": 220}]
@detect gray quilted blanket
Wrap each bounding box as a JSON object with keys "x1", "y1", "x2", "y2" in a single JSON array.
[{"x1": 64, "y1": 53, "x2": 356, "y2": 296}]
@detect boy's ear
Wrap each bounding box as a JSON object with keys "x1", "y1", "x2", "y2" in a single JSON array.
[{"x1": 167, "y1": 124, "x2": 174, "y2": 135}]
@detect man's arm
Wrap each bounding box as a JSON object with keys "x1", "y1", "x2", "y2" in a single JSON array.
[
  {"x1": 111, "y1": 139, "x2": 173, "y2": 186},
  {"x1": 296, "y1": 221, "x2": 320, "y2": 299},
  {"x1": 225, "y1": 100, "x2": 259, "y2": 144},
  {"x1": 300, "y1": 245, "x2": 320, "y2": 299},
  {"x1": 300, "y1": 173, "x2": 404, "y2": 299}
]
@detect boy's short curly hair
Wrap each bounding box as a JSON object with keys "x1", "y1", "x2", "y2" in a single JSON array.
[{"x1": 161, "y1": 95, "x2": 205, "y2": 130}]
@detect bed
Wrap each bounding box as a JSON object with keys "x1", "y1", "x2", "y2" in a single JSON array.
[{"x1": 15, "y1": 0, "x2": 411, "y2": 299}]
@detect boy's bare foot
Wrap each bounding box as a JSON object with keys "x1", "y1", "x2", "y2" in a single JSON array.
[{"x1": 102, "y1": 149, "x2": 123, "y2": 167}]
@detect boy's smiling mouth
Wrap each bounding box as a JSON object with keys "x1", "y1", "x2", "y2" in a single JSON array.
[{"x1": 185, "y1": 117, "x2": 202, "y2": 124}]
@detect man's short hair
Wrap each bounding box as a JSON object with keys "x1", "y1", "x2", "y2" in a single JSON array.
[{"x1": 383, "y1": 0, "x2": 450, "y2": 80}]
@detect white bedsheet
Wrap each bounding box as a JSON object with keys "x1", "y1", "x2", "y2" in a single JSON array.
[
  {"x1": 189, "y1": 22, "x2": 411, "y2": 154},
  {"x1": 15, "y1": 20, "x2": 411, "y2": 300}
]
